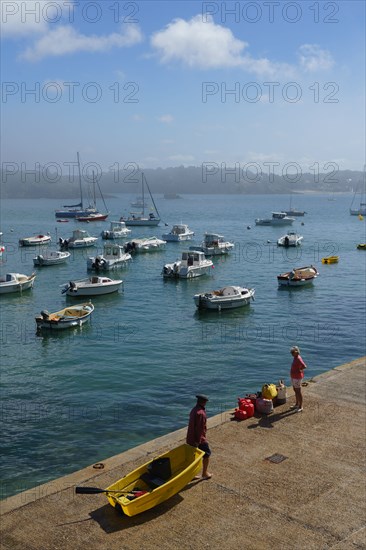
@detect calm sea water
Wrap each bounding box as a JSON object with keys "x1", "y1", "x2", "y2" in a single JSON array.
[{"x1": 1, "y1": 193, "x2": 365, "y2": 498}]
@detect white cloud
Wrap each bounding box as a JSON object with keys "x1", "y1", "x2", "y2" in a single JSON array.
[
  {"x1": 151, "y1": 14, "x2": 293, "y2": 77},
  {"x1": 157, "y1": 114, "x2": 174, "y2": 123},
  {"x1": 1, "y1": 0, "x2": 69, "y2": 37},
  {"x1": 21, "y1": 24, "x2": 143, "y2": 61},
  {"x1": 298, "y1": 44, "x2": 335, "y2": 72}
]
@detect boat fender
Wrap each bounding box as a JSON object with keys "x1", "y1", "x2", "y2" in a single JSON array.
[{"x1": 262, "y1": 384, "x2": 277, "y2": 400}]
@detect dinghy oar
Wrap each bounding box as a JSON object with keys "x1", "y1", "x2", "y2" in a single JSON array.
[{"x1": 75, "y1": 486, "x2": 147, "y2": 496}]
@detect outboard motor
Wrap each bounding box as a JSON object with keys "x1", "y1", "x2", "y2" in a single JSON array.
[{"x1": 41, "y1": 310, "x2": 50, "y2": 320}]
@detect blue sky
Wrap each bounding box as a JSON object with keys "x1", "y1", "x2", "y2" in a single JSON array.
[{"x1": 1, "y1": 0, "x2": 365, "y2": 175}]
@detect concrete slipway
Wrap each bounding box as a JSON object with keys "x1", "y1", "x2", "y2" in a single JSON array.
[{"x1": 1, "y1": 357, "x2": 365, "y2": 550}]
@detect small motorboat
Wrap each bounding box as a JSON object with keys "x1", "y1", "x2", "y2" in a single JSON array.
[
  {"x1": 75, "y1": 443, "x2": 205, "y2": 517},
  {"x1": 124, "y1": 237, "x2": 166, "y2": 253},
  {"x1": 277, "y1": 232, "x2": 303, "y2": 247},
  {"x1": 357, "y1": 243, "x2": 366, "y2": 250},
  {"x1": 255, "y1": 212, "x2": 295, "y2": 226},
  {"x1": 277, "y1": 265, "x2": 319, "y2": 287},
  {"x1": 194, "y1": 285, "x2": 255, "y2": 310},
  {"x1": 163, "y1": 250, "x2": 213, "y2": 279},
  {"x1": 321, "y1": 256, "x2": 339, "y2": 264},
  {"x1": 59, "y1": 229, "x2": 98, "y2": 249},
  {"x1": 33, "y1": 250, "x2": 71, "y2": 266},
  {"x1": 62, "y1": 277, "x2": 123, "y2": 296},
  {"x1": 19, "y1": 234, "x2": 51, "y2": 246},
  {"x1": 192, "y1": 233, "x2": 234, "y2": 256},
  {"x1": 101, "y1": 221, "x2": 131, "y2": 240},
  {"x1": 0, "y1": 272, "x2": 36, "y2": 294},
  {"x1": 35, "y1": 302, "x2": 94, "y2": 330},
  {"x1": 162, "y1": 224, "x2": 194, "y2": 242},
  {"x1": 87, "y1": 244, "x2": 132, "y2": 270}
]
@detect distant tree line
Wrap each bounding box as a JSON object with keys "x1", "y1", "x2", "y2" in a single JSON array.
[{"x1": 0, "y1": 164, "x2": 362, "y2": 199}]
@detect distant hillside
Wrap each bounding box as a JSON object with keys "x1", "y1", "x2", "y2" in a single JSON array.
[{"x1": 1, "y1": 165, "x2": 363, "y2": 199}]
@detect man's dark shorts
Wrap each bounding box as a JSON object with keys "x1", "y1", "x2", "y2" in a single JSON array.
[{"x1": 198, "y1": 442, "x2": 211, "y2": 457}]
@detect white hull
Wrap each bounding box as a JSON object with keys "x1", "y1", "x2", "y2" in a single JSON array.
[
  {"x1": 277, "y1": 266, "x2": 318, "y2": 287},
  {"x1": 194, "y1": 287, "x2": 255, "y2": 310},
  {"x1": 87, "y1": 244, "x2": 132, "y2": 270},
  {"x1": 124, "y1": 237, "x2": 166, "y2": 253},
  {"x1": 163, "y1": 251, "x2": 213, "y2": 279},
  {"x1": 162, "y1": 225, "x2": 194, "y2": 241},
  {"x1": 277, "y1": 233, "x2": 303, "y2": 247},
  {"x1": 163, "y1": 233, "x2": 193, "y2": 242},
  {"x1": 19, "y1": 236, "x2": 51, "y2": 246},
  {"x1": 200, "y1": 245, "x2": 233, "y2": 255},
  {"x1": 63, "y1": 277, "x2": 122, "y2": 296},
  {"x1": 33, "y1": 251, "x2": 70, "y2": 266},
  {"x1": 36, "y1": 316, "x2": 92, "y2": 330},
  {"x1": 255, "y1": 212, "x2": 295, "y2": 226},
  {"x1": 0, "y1": 273, "x2": 36, "y2": 294},
  {"x1": 35, "y1": 303, "x2": 94, "y2": 330},
  {"x1": 68, "y1": 238, "x2": 97, "y2": 248}
]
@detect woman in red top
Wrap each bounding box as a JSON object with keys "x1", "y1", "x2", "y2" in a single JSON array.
[{"x1": 290, "y1": 346, "x2": 307, "y2": 412}]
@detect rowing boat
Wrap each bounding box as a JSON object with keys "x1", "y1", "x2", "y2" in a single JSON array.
[
  {"x1": 76, "y1": 444, "x2": 204, "y2": 517},
  {"x1": 321, "y1": 256, "x2": 339, "y2": 264}
]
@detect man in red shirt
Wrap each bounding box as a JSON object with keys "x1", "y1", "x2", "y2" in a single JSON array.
[
  {"x1": 186, "y1": 394, "x2": 212, "y2": 480},
  {"x1": 290, "y1": 346, "x2": 307, "y2": 412}
]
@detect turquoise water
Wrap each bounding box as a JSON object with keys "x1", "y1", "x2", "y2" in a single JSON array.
[{"x1": 1, "y1": 194, "x2": 365, "y2": 498}]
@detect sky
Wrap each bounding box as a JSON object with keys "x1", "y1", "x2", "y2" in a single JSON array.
[{"x1": 1, "y1": 0, "x2": 365, "y2": 178}]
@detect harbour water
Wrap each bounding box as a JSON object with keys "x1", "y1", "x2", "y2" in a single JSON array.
[{"x1": 1, "y1": 193, "x2": 365, "y2": 499}]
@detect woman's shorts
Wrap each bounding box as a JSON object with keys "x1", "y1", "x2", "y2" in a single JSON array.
[
  {"x1": 198, "y1": 442, "x2": 211, "y2": 457},
  {"x1": 291, "y1": 378, "x2": 303, "y2": 389}
]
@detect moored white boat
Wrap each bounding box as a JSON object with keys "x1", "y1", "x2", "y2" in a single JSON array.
[
  {"x1": 162, "y1": 224, "x2": 194, "y2": 242},
  {"x1": 19, "y1": 234, "x2": 51, "y2": 246},
  {"x1": 277, "y1": 232, "x2": 303, "y2": 247},
  {"x1": 194, "y1": 285, "x2": 255, "y2": 310},
  {"x1": 35, "y1": 302, "x2": 94, "y2": 330},
  {"x1": 59, "y1": 229, "x2": 98, "y2": 249},
  {"x1": 87, "y1": 244, "x2": 132, "y2": 270},
  {"x1": 33, "y1": 250, "x2": 70, "y2": 266},
  {"x1": 193, "y1": 233, "x2": 234, "y2": 255},
  {"x1": 277, "y1": 265, "x2": 318, "y2": 286},
  {"x1": 62, "y1": 276, "x2": 123, "y2": 296},
  {"x1": 255, "y1": 212, "x2": 295, "y2": 226},
  {"x1": 121, "y1": 173, "x2": 161, "y2": 226},
  {"x1": 0, "y1": 272, "x2": 36, "y2": 294},
  {"x1": 124, "y1": 237, "x2": 166, "y2": 253},
  {"x1": 162, "y1": 250, "x2": 213, "y2": 279},
  {"x1": 101, "y1": 221, "x2": 131, "y2": 240}
]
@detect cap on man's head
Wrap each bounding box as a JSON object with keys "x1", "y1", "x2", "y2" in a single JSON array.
[{"x1": 196, "y1": 394, "x2": 209, "y2": 402}]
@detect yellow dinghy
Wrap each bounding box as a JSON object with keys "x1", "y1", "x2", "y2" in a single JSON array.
[
  {"x1": 321, "y1": 256, "x2": 339, "y2": 264},
  {"x1": 76, "y1": 444, "x2": 204, "y2": 517}
]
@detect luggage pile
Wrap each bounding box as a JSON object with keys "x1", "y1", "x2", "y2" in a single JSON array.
[{"x1": 234, "y1": 380, "x2": 287, "y2": 420}]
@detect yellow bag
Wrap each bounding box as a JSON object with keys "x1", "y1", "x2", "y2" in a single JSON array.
[{"x1": 262, "y1": 383, "x2": 278, "y2": 400}]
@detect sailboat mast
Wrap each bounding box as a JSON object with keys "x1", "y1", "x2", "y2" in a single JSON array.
[
  {"x1": 142, "y1": 173, "x2": 145, "y2": 217},
  {"x1": 143, "y1": 173, "x2": 161, "y2": 219},
  {"x1": 77, "y1": 152, "x2": 83, "y2": 209}
]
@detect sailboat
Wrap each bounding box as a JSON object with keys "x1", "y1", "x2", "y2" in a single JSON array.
[
  {"x1": 121, "y1": 173, "x2": 161, "y2": 227},
  {"x1": 76, "y1": 171, "x2": 109, "y2": 221},
  {"x1": 282, "y1": 194, "x2": 306, "y2": 216},
  {"x1": 55, "y1": 153, "x2": 100, "y2": 219},
  {"x1": 350, "y1": 168, "x2": 366, "y2": 216}
]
